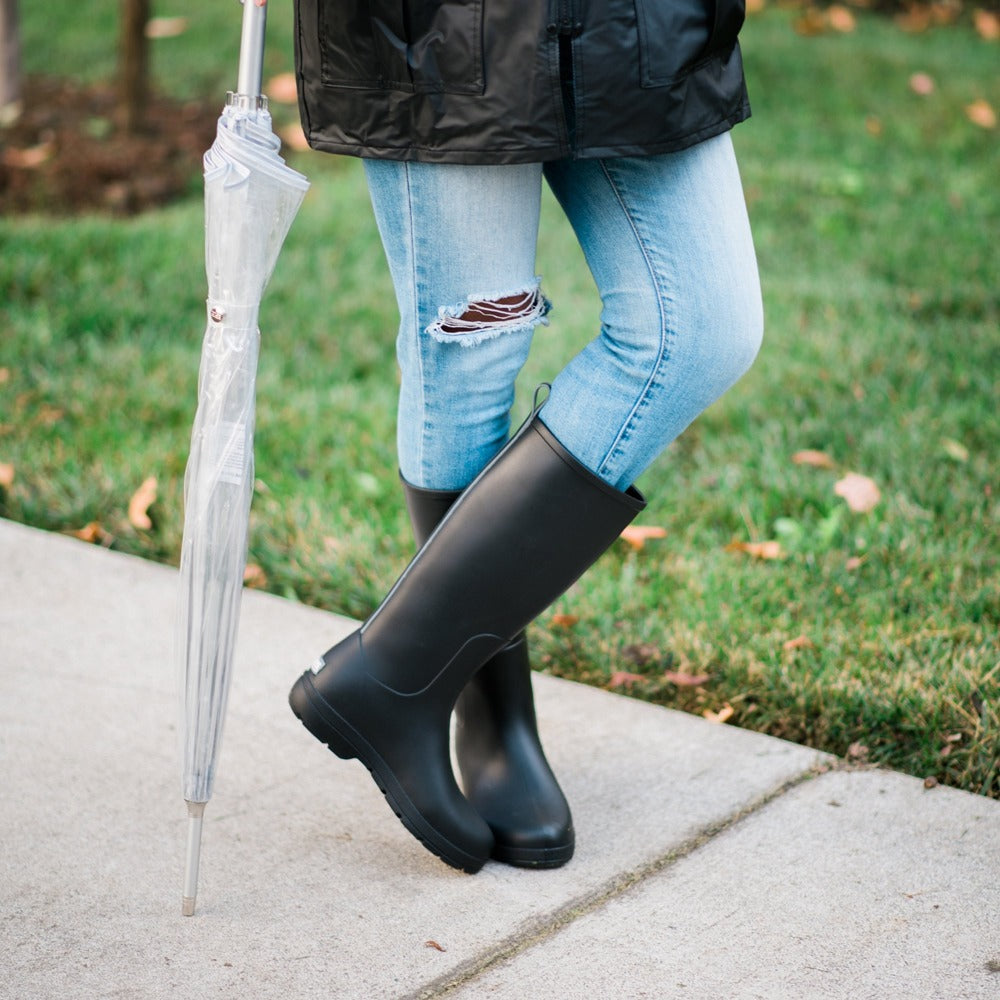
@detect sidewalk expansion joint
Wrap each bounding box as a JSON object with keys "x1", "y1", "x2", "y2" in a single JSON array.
[{"x1": 407, "y1": 759, "x2": 832, "y2": 999}]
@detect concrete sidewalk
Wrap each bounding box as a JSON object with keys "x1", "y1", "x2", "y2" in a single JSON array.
[{"x1": 1, "y1": 517, "x2": 997, "y2": 999}]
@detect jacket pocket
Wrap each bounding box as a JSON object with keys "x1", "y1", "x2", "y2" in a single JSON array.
[
  {"x1": 319, "y1": 0, "x2": 484, "y2": 95},
  {"x1": 634, "y1": 0, "x2": 745, "y2": 87}
]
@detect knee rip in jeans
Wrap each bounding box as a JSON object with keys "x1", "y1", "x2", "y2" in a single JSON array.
[{"x1": 426, "y1": 280, "x2": 550, "y2": 347}]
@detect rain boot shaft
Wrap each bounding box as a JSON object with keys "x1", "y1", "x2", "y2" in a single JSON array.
[
  {"x1": 290, "y1": 411, "x2": 645, "y2": 872},
  {"x1": 403, "y1": 481, "x2": 576, "y2": 868}
]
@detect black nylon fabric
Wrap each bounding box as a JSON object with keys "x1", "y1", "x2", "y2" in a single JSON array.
[{"x1": 294, "y1": 0, "x2": 750, "y2": 163}]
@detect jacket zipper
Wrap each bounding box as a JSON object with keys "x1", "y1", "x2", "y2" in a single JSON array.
[{"x1": 547, "y1": 0, "x2": 583, "y2": 149}]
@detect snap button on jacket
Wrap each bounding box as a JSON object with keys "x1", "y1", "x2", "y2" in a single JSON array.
[{"x1": 294, "y1": 0, "x2": 750, "y2": 163}]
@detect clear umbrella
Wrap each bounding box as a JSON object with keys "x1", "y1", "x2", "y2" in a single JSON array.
[{"x1": 176, "y1": 0, "x2": 308, "y2": 916}]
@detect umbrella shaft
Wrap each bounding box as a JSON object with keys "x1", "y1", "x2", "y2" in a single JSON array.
[{"x1": 237, "y1": 0, "x2": 267, "y2": 99}]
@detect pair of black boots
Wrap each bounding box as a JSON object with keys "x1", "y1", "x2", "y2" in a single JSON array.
[{"x1": 289, "y1": 411, "x2": 645, "y2": 872}]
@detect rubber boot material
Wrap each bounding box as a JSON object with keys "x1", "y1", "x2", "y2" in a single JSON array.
[
  {"x1": 402, "y1": 480, "x2": 576, "y2": 868},
  {"x1": 289, "y1": 412, "x2": 645, "y2": 873}
]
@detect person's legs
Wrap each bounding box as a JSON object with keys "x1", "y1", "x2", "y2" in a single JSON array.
[
  {"x1": 363, "y1": 158, "x2": 548, "y2": 491},
  {"x1": 363, "y1": 158, "x2": 574, "y2": 868},
  {"x1": 541, "y1": 132, "x2": 763, "y2": 489}
]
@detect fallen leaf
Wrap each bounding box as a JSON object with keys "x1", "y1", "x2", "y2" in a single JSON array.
[
  {"x1": 834, "y1": 472, "x2": 880, "y2": 513},
  {"x1": 619, "y1": 524, "x2": 667, "y2": 550},
  {"x1": 145, "y1": 17, "x2": 189, "y2": 38},
  {"x1": 663, "y1": 670, "x2": 711, "y2": 686},
  {"x1": 746, "y1": 0, "x2": 766, "y2": 12},
  {"x1": 845, "y1": 555, "x2": 864, "y2": 571},
  {"x1": 725, "y1": 539, "x2": 785, "y2": 560},
  {"x1": 266, "y1": 72, "x2": 299, "y2": 104},
  {"x1": 847, "y1": 741, "x2": 869, "y2": 762},
  {"x1": 792, "y1": 449, "x2": 836, "y2": 469},
  {"x1": 909, "y1": 72, "x2": 935, "y2": 96},
  {"x1": 941, "y1": 438, "x2": 969, "y2": 462},
  {"x1": 280, "y1": 122, "x2": 311, "y2": 152},
  {"x1": 865, "y1": 115, "x2": 883, "y2": 137},
  {"x1": 827, "y1": 4, "x2": 856, "y2": 31},
  {"x1": 424, "y1": 940, "x2": 447, "y2": 952},
  {"x1": 243, "y1": 563, "x2": 268, "y2": 588},
  {"x1": 70, "y1": 521, "x2": 108, "y2": 544},
  {"x1": 609, "y1": 670, "x2": 645, "y2": 688},
  {"x1": 703, "y1": 703, "x2": 735, "y2": 724},
  {"x1": 966, "y1": 99, "x2": 998, "y2": 129},
  {"x1": 2, "y1": 141, "x2": 54, "y2": 169},
  {"x1": 782, "y1": 635, "x2": 815, "y2": 651},
  {"x1": 0, "y1": 462, "x2": 14, "y2": 487},
  {"x1": 550, "y1": 613, "x2": 580, "y2": 628},
  {"x1": 622, "y1": 642, "x2": 661, "y2": 666},
  {"x1": 128, "y1": 476, "x2": 158, "y2": 530},
  {"x1": 794, "y1": 6, "x2": 829, "y2": 34},
  {"x1": 973, "y1": 8, "x2": 1000, "y2": 40},
  {"x1": 0, "y1": 367, "x2": 10, "y2": 384}
]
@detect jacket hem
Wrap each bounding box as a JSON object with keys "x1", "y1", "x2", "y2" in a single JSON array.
[{"x1": 305, "y1": 103, "x2": 751, "y2": 166}]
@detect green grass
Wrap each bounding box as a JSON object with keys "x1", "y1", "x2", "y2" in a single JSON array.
[{"x1": 2, "y1": 6, "x2": 998, "y2": 796}]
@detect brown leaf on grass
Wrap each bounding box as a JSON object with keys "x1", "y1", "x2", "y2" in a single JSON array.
[
  {"x1": 827, "y1": 4, "x2": 856, "y2": 31},
  {"x1": 550, "y1": 613, "x2": 580, "y2": 628},
  {"x1": 845, "y1": 555, "x2": 864, "y2": 571},
  {"x1": 424, "y1": 940, "x2": 447, "y2": 952},
  {"x1": 966, "y1": 99, "x2": 997, "y2": 129},
  {"x1": 145, "y1": 16, "x2": 189, "y2": 38},
  {"x1": 622, "y1": 642, "x2": 661, "y2": 666},
  {"x1": 746, "y1": 0, "x2": 766, "y2": 13},
  {"x1": 847, "y1": 741, "x2": 869, "y2": 762},
  {"x1": 865, "y1": 115, "x2": 883, "y2": 137},
  {"x1": 0, "y1": 367, "x2": 10, "y2": 384},
  {"x1": 974, "y1": 8, "x2": 1000, "y2": 40},
  {"x1": 609, "y1": 670, "x2": 645, "y2": 688},
  {"x1": 243, "y1": 563, "x2": 268, "y2": 589},
  {"x1": 792, "y1": 449, "x2": 836, "y2": 469},
  {"x1": 280, "y1": 122, "x2": 311, "y2": 152},
  {"x1": 128, "y1": 476, "x2": 158, "y2": 530},
  {"x1": 663, "y1": 670, "x2": 711, "y2": 686},
  {"x1": 703, "y1": 703, "x2": 735, "y2": 724},
  {"x1": 619, "y1": 524, "x2": 667, "y2": 550},
  {"x1": 70, "y1": 521, "x2": 109, "y2": 544},
  {"x1": 909, "y1": 72, "x2": 935, "y2": 96},
  {"x1": 266, "y1": 72, "x2": 300, "y2": 104},
  {"x1": 782, "y1": 635, "x2": 815, "y2": 652},
  {"x1": 0, "y1": 462, "x2": 14, "y2": 487},
  {"x1": 725, "y1": 539, "x2": 785, "y2": 560},
  {"x1": 794, "y1": 6, "x2": 829, "y2": 34},
  {"x1": 834, "y1": 472, "x2": 880, "y2": 513},
  {"x1": 2, "y1": 141, "x2": 54, "y2": 169},
  {"x1": 941, "y1": 438, "x2": 969, "y2": 462}
]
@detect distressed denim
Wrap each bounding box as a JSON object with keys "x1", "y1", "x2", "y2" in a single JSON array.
[{"x1": 363, "y1": 132, "x2": 763, "y2": 492}]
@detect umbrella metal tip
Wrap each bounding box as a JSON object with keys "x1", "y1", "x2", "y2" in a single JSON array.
[{"x1": 182, "y1": 895, "x2": 197, "y2": 917}]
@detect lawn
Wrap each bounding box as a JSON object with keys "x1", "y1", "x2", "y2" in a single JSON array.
[{"x1": 2, "y1": 3, "x2": 997, "y2": 796}]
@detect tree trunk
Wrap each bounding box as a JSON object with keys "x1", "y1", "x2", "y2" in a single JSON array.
[
  {"x1": 0, "y1": 0, "x2": 22, "y2": 126},
  {"x1": 119, "y1": 0, "x2": 150, "y2": 134}
]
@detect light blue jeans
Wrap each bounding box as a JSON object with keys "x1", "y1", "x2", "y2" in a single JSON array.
[{"x1": 363, "y1": 132, "x2": 763, "y2": 493}]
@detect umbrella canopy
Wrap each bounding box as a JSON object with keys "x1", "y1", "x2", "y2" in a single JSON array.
[{"x1": 176, "y1": 4, "x2": 308, "y2": 916}]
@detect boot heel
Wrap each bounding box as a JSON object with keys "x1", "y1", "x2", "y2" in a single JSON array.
[{"x1": 289, "y1": 673, "x2": 357, "y2": 761}]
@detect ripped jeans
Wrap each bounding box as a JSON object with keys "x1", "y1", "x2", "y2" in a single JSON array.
[{"x1": 363, "y1": 132, "x2": 763, "y2": 493}]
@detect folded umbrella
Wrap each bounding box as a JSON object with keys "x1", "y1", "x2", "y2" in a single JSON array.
[{"x1": 176, "y1": 0, "x2": 308, "y2": 916}]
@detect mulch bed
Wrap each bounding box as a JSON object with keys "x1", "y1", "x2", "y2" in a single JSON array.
[{"x1": 0, "y1": 75, "x2": 220, "y2": 216}]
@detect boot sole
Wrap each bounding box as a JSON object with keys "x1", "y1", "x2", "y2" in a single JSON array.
[
  {"x1": 491, "y1": 841, "x2": 574, "y2": 869},
  {"x1": 289, "y1": 671, "x2": 488, "y2": 874}
]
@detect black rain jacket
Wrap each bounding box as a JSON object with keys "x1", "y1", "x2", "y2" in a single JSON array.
[{"x1": 294, "y1": 0, "x2": 750, "y2": 163}]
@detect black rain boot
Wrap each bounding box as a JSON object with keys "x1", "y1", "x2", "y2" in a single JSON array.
[
  {"x1": 402, "y1": 480, "x2": 575, "y2": 868},
  {"x1": 289, "y1": 411, "x2": 645, "y2": 873}
]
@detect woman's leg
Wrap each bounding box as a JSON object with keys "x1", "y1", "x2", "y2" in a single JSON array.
[
  {"x1": 541, "y1": 132, "x2": 763, "y2": 489},
  {"x1": 363, "y1": 158, "x2": 548, "y2": 491},
  {"x1": 362, "y1": 158, "x2": 574, "y2": 868}
]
